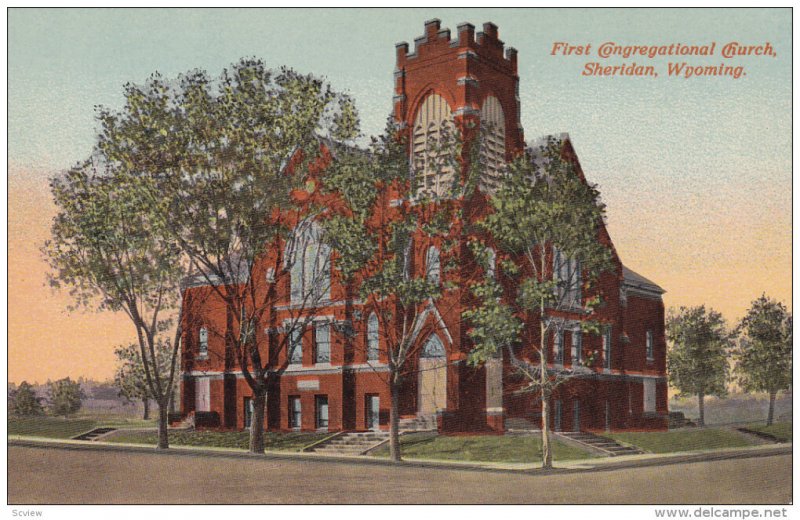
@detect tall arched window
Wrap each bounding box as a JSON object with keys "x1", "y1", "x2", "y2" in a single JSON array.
[
  {"x1": 367, "y1": 313, "x2": 379, "y2": 361},
  {"x1": 426, "y1": 246, "x2": 441, "y2": 285},
  {"x1": 412, "y1": 94, "x2": 454, "y2": 197},
  {"x1": 479, "y1": 96, "x2": 507, "y2": 193},
  {"x1": 286, "y1": 221, "x2": 331, "y2": 304}
]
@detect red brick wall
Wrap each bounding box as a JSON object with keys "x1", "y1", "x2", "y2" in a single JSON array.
[{"x1": 177, "y1": 20, "x2": 668, "y2": 434}]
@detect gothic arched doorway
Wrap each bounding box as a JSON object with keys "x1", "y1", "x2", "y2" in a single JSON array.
[{"x1": 418, "y1": 334, "x2": 447, "y2": 415}]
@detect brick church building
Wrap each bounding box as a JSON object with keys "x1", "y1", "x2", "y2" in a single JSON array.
[{"x1": 178, "y1": 20, "x2": 669, "y2": 434}]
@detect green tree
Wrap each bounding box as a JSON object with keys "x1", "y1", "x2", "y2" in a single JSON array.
[
  {"x1": 47, "y1": 377, "x2": 84, "y2": 418},
  {"x1": 321, "y1": 120, "x2": 462, "y2": 462},
  {"x1": 99, "y1": 59, "x2": 359, "y2": 453},
  {"x1": 734, "y1": 295, "x2": 792, "y2": 426},
  {"x1": 43, "y1": 148, "x2": 185, "y2": 448},
  {"x1": 462, "y1": 136, "x2": 613, "y2": 469},
  {"x1": 114, "y1": 341, "x2": 175, "y2": 420},
  {"x1": 667, "y1": 305, "x2": 732, "y2": 427},
  {"x1": 10, "y1": 381, "x2": 44, "y2": 416}
]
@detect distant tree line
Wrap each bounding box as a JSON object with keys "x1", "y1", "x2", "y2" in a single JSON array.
[
  {"x1": 667, "y1": 294, "x2": 791, "y2": 426},
  {"x1": 9, "y1": 377, "x2": 85, "y2": 418}
]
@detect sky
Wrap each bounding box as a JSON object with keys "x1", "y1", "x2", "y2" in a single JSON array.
[{"x1": 8, "y1": 8, "x2": 791, "y2": 383}]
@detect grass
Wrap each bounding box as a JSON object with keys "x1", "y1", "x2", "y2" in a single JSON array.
[
  {"x1": 607, "y1": 428, "x2": 759, "y2": 454},
  {"x1": 369, "y1": 432, "x2": 597, "y2": 463},
  {"x1": 104, "y1": 429, "x2": 331, "y2": 451},
  {"x1": 669, "y1": 393, "x2": 792, "y2": 426},
  {"x1": 8, "y1": 415, "x2": 158, "y2": 439},
  {"x1": 745, "y1": 422, "x2": 792, "y2": 442}
]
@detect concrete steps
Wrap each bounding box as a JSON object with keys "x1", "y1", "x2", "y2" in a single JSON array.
[
  {"x1": 72, "y1": 427, "x2": 117, "y2": 441},
  {"x1": 736, "y1": 427, "x2": 786, "y2": 444},
  {"x1": 399, "y1": 415, "x2": 438, "y2": 432},
  {"x1": 557, "y1": 431, "x2": 644, "y2": 457},
  {"x1": 310, "y1": 431, "x2": 390, "y2": 456}
]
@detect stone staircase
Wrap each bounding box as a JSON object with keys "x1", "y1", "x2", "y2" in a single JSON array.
[
  {"x1": 309, "y1": 431, "x2": 390, "y2": 456},
  {"x1": 399, "y1": 415, "x2": 438, "y2": 432},
  {"x1": 72, "y1": 427, "x2": 117, "y2": 441},
  {"x1": 557, "y1": 431, "x2": 644, "y2": 457}
]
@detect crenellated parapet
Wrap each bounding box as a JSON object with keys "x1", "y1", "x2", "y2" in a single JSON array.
[
  {"x1": 393, "y1": 19, "x2": 525, "y2": 163},
  {"x1": 395, "y1": 19, "x2": 517, "y2": 74}
]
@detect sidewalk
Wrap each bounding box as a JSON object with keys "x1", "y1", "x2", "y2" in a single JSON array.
[{"x1": 7, "y1": 435, "x2": 792, "y2": 475}]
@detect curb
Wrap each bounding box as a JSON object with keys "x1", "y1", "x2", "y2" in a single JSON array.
[
  {"x1": 8, "y1": 437, "x2": 529, "y2": 474},
  {"x1": 7, "y1": 437, "x2": 792, "y2": 476}
]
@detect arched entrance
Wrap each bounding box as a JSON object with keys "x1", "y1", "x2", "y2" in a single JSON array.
[{"x1": 418, "y1": 334, "x2": 447, "y2": 415}]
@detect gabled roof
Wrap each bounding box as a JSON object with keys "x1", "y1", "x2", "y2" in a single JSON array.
[{"x1": 622, "y1": 266, "x2": 665, "y2": 296}]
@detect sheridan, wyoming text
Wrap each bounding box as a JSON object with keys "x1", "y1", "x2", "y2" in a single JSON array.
[{"x1": 551, "y1": 41, "x2": 777, "y2": 79}]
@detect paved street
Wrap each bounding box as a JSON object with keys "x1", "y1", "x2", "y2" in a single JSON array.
[{"x1": 8, "y1": 444, "x2": 791, "y2": 504}]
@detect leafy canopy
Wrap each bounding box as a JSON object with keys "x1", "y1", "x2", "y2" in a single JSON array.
[
  {"x1": 734, "y1": 295, "x2": 792, "y2": 395},
  {"x1": 115, "y1": 341, "x2": 175, "y2": 403},
  {"x1": 10, "y1": 382, "x2": 44, "y2": 417},
  {"x1": 465, "y1": 137, "x2": 612, "y2": 367},
  {"x1": 667, "y1": 305, "x2": 732, "y2": 398},
  {"x1": 48, "y1": 377, "x2": 85, "y2": 417}
]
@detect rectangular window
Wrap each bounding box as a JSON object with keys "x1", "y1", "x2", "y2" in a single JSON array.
[
  {"x1": 553, "y1": 400, "x2": 562, "y2": 432},
  {"x1": 367, "y1": 314, "x2": 380, "y2": 361},
  {"x1": 289, "y1": 327, "x2": 303, "y2": 365},
  {"x1": 571, "y1": 329, "x2": 582, "y2": 365},
  {"x1": 554, "y1": 330, "x2": 564, "y2": 365},
  {"x1": 366, "y1": 394, "x2": 380, "y2": 430},
  {"x1": 646, "y1": 330, "x2": 654, "y2": 361},
  {"x1": 314, "y1": 322, "x2": 331, "y2": 364},
  {"x1": 572, "y1": 400, "x2": 581, "y2": 432},
  {"x1": 198, "y1": 327, "x2": 208, "y2": 358},
  {"x1": 289, "y1": 396, "x2": 301, "y2": 429},
  {"x1": 643, "y1": 379, "x2": 656, "y2": 413},
  {"x1": 603, "y1": 326, "x2": 612, "y2": 369},
  {"x1": 315, "y1": 395, "x2": 329, "y2": 430},
  {"x1": 244, "y1": 397, "x2": 253, "y2": 429}
]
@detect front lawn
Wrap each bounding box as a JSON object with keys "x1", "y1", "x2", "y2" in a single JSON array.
[
  {"x1": 104, "y1": 429, "x2": 330, "y2": 451},
  {"x1": 369, "y1": 432, "x2": 597, "y2": 463},
  {"x1": 745, "y1": 422, "x2": 792, "y2": 442},
  {"x1": 607, "y1": 428, "x2": 759, "y2": 454},
  {"x1": 8, "y1": 416, "x2": 101, "y2": 438},
  {"x1": 8, "y1": 415, "x2": 158, "y2": 439}
]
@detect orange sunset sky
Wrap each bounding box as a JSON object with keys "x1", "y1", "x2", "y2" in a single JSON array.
[{"x1": 8, "y1": 8, "x2": 792, "y2": 384}]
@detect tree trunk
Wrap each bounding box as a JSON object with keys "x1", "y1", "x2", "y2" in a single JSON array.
[
  {"x1": 697, "y1": 392, "x2": 705, "y2": 427},
  {"x1": 767, "y1": 391, "x2": 776, "y2": 426},
  {"x1": 157, "y1": 401, "x2": 169, "y2": 449},
  {"x1": 389, "y1": 374, "x2": 402, "y2": 463},
  {"x1": 142, "y1": 398, "x2": 150, "y2": 420},
  {"x1": 541, "y1": 391, "x2": 552, "y2": 470},
  {"x1": 249, "y1": 390, "x2": 267, "y2": 454},
  {"x1": 539, "y1": 318, "x2": 552, "y2": 469}
]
